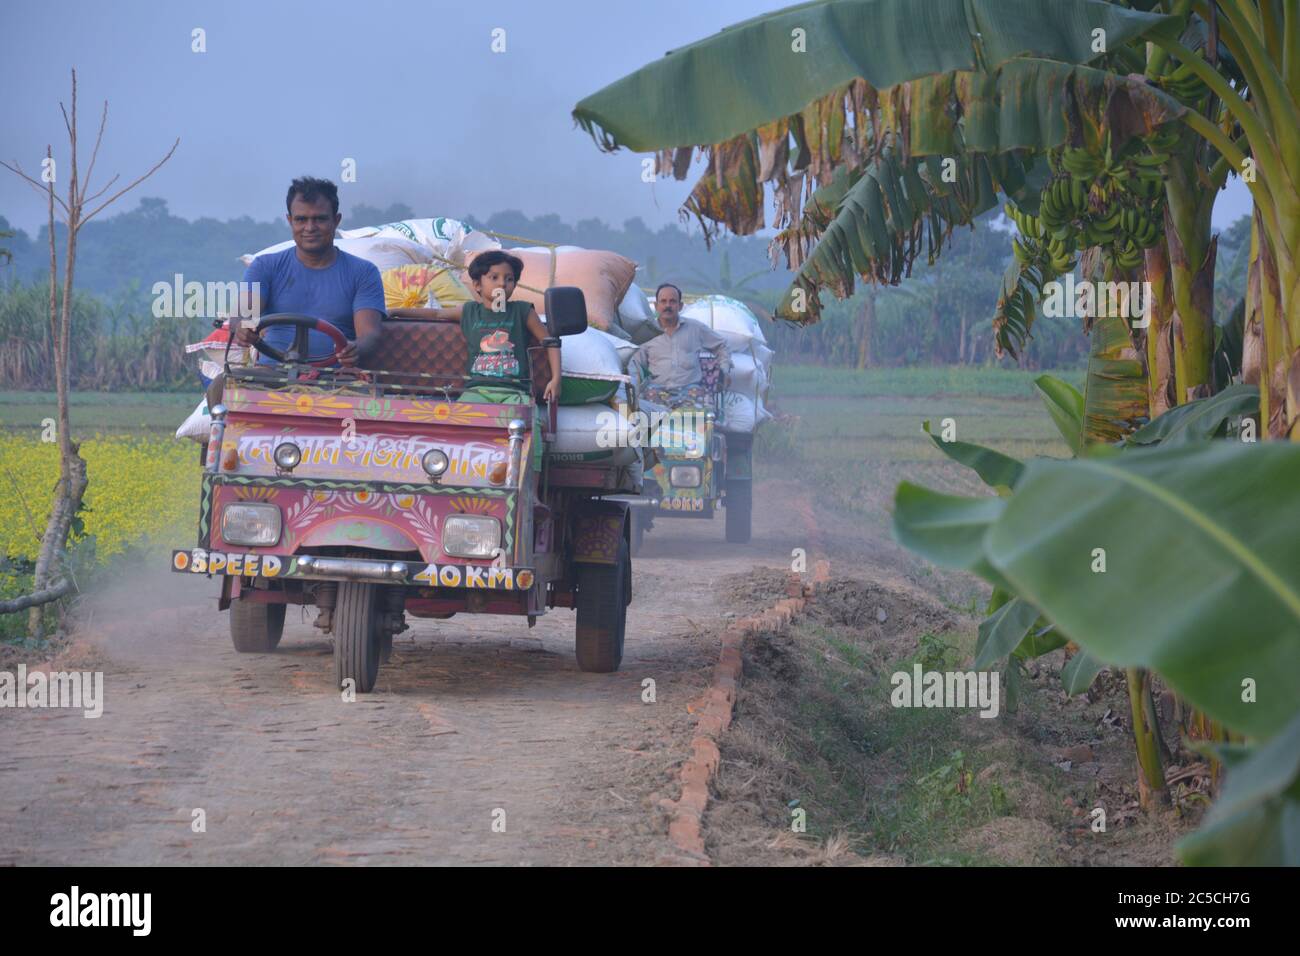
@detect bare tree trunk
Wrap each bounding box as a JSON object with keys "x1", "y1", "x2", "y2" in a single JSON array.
[
  {"x1": 855, "y1": 288, "x2": 875, "y2": 369},
  {"x1": 3, "y1": 69, "x2": 178, "y2": 636}
]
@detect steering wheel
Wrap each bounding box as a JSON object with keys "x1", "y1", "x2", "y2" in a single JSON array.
[{"x1": 248, "y1": 313, "x2": 349, "y2": 367}]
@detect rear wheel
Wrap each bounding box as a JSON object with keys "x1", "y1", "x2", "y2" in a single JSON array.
[
  {"x1": 725, "y1": 479, "x2": 752, "y2": 543},
  {"x1": 230, "y1": 598, "x2": 285, "y2": 653},
  {"x1": 575, "y1": 536, "x2": 629, "y2": 673},
  {"x1": 333, "y1": 581, "x2": 381, "y2": 693}
]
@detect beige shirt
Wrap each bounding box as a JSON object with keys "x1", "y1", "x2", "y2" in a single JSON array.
[{"x1": 632, "y1": 317, "x2": 731, "y2": 388}]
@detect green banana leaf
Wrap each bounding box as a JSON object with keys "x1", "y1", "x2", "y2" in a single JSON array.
[
  {"x1": 891, "y1": 483, "x2": 1014, "y2": 593},
  {"x1": 1013, "y1": 625, "x2": 1069, "y2": 661},
  {"x1": 1177, "y1": 712, "x2": 1300, "y2": 866},
  {"x1": 893, "y1": 441, "x2": 1300, "y2": 739},
  {"x1": 574, "y1": 1, "x2": 1183, "y2": 327},
  {"x1": 1033, "y1": 374, "x2": 1085, "y2": 454},
  {"x1": 1061, "y1": 649, "x2": 1105, "y2": 695},
  {"x1": 981, "y1": 442, "x2": 1300, "y2": 739},
  {"x1": 573, "y1": 0, "x2": 1178, "y2": 153},
  {"x1": 1127, "y1": 383, "x2": 1259, "y2": 446},
  {"x1": 974, "y1": 597, "x2": 1039, "y2": 670},
  {"x1": 922, "y1": 419, "x2": 1025, "y2": 491}
]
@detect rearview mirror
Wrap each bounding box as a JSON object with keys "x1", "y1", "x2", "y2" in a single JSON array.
[{"x1": 544, "y1": 287, "x2": 587, "y2": 337}]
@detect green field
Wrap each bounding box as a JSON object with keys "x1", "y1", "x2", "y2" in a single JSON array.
[
  {"x1": 772, "y1": 364, "x2": 1083, "y2": 399},
  {"x1": 757, "y1": 366, "x2": 1071, "y2": 563},
  {"x1": 0, "y1": 391, "x2": 200, "y2": 433}
]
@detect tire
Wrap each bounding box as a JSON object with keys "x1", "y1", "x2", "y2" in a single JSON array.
[
  {"x1": 575, "y1": 536, "x2": 628, "y2": 673},
  {"x1": 230, "y1": 599, "x2": 285, "y2": 653},
  {"x1": 333, "y1": 581, "x2": 381, "y2": 693},
  {"x1": 725, "y1": 479, "x2": 752, "y2": 543}
]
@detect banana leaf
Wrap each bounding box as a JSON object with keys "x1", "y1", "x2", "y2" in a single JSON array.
[
  {"x1": 922, "y1": 419, "x2": 1025, "y2": 491},
  {"x1": 974, "y1": 597, "x2": 1039, "y2": 670},
  {"x1": 1033, "y1": 374, "x2": 1085, "y2": 454},
  {"x1": 1061, "y1": 649, "x2": 1105, "y2": 695},
  {"x1": 893, "y1": 441, "x2": 1300, "y2": 739},
  {"x1": 1177, "y1": 712, "x2": 1300, "y2": 866},
  {"x1": 573, "y1": 0, "x2": 1179, "y2": 153},
  {"x1": 982, "y1": 442, "x2": 1300, "y2": 739},
  {"x1": 1127, "y1": 383, "x2": 1259, "y2": 445}
]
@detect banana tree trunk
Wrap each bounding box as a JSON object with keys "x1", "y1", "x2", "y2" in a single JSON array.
[
  {"x1": 1144, "y1": 240, "x2": 1176, "y2": 417},
  {"x1": 1127, "y1": 667, "x2": 1170, "y2": 810},
  {"x1": 1162, "y1": 191, "x2": 1217, "y2": 405},
  {"x1": 1158, "y1": 137, "x2": 1222, "y2": 405}
]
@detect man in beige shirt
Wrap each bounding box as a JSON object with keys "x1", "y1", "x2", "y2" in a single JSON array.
[{"x1": 631, "y1": 283, "x2": 731, "y2": 407}]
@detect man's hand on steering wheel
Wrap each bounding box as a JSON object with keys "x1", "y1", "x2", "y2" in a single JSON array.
[
  {"x1": 248, "y1": 314, "x2": 351, "y2": 367},
  {"x1": 336, "y1": 340, "x2": 360, "y2": 367},
  {"x1": 232, "y1": 321, "x2": 261, "y2": 348}
]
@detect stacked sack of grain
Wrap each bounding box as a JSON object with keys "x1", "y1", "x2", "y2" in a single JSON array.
[
  {"x1": 612, "y1": 280, "x2": 661, "y2": 343},
  {"x1": 337, "y1": 217, "x2": 500, "y2": 266},
  {"x1": 380, "y1": 263, "x2": 474, "y2": 311},
  {"x1": 543, "y1": 323, "x2": 638, "y2": 467},
  {"x1": 679, "y1": 294, "x2": 774, "y2": 434},
  {"x1": 240, "y1": 234, "x2": 434, "y2": 272}
]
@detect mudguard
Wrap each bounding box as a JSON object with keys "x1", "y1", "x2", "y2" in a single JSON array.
[{"x1": 572, "y1": 500, "x2": 627, "y2": 566}]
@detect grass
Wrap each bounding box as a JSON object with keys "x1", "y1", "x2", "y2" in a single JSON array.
[
  {"x1": 773, "y1": 364, "x2": 1084, "y2": 400},
  {"x1": 0, "y1": 391, "x2": 201, "y2": 433},
  {"x1": 754, "y1": 373, "x2": 1071, "y2": 563}
]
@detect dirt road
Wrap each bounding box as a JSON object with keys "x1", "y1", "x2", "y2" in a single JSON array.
[{"x1": 0, "y1": 481, "x2": 800, "y2": 866}]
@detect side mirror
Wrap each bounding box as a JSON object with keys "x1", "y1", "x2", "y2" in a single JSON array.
[{"x1": 544, "y1": 286, "x2": 588, "y2": 337}]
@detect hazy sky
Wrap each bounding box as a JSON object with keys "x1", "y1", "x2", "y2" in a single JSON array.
[{"x1": 1, "y1": 0, "x2": 1252, "y2": 236}]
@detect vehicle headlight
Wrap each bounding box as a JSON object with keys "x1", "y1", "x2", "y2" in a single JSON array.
[
  {"x1": 442, "y1": 515, "x2": 501, "y2": 558},
  {"x1": 422, "y1": 448, "x2": 450, "y2": 478},
  {"x1": 221, "y1": 503, "x2": 282, "y2": 547},
  {"x1": 670, "y1": 465, "x2": 702, "y2": 488},
  {"x1": 273, "y1": 442, "x2": 302, "y2": 471}
]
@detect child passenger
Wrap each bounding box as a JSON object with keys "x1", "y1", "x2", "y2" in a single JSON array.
[{"x1": 389, "y1": 250, "x2": 560, "y2": 471}]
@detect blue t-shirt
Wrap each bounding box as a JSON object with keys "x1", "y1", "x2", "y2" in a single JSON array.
[{"x1": 242, "y1": 247, "x2": 386, "y2": 364}]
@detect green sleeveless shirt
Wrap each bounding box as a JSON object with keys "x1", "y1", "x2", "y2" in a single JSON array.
[{"x1": 461, "y1": 299, "x2": 533, "y2": 390}]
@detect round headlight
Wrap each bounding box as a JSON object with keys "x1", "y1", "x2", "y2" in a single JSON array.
[
  {"x1": 273, "y1": 441, "x2": 302, "y2": 470},
  {"x1": 421, "y1": 448, "x2": 449, "y2": 477}
]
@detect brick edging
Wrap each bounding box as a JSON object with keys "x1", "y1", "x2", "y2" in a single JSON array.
[{"x1": 657, "y1": 558, "x2": 831, "y2": 865}]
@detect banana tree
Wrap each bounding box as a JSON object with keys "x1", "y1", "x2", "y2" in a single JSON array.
[
  {"x1": 573, "y1": 1, "x2": 1269, "y2": 421},
  {"x1": 1144, "y1": 2, "x2": 1300, "y2": 439}
]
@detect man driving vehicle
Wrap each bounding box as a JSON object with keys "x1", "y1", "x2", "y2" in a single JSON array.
[
  {"x1": 206, "y1": 176, "x2": 385, "y2": 408},
  {"x1": 629, "y1": 283, "x2": 731, "y2": 408}
]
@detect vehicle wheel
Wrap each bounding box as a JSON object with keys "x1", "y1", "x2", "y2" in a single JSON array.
[
  {"x1": 630, "y1": 510, "x2": 646, "y2": 555},
  {"x1": 333, "y1": 581, "x2": 381, "y2": 693},
  {"x1": 230, "y1": 598, "x2": 285, "y2": 653},
  {"x1": 725, "y1": 479, "x2": 752, "y2": 544},
  {"x1": 575, "y1": 536, "x2": 628, "y2": 673}
]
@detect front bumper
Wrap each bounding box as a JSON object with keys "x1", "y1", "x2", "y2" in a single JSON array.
[{"x1": 171, "y1": 548, "x2": 534, "y2": 591}]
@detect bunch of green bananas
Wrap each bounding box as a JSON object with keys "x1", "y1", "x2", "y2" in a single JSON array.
[
  {"x1": 1008, "y1": 202, "x2": 1075, "y2": 276},
  {"x1": 1081, "y1": 203, "x2": 1160, "y2": 248},
  {"x1": 1112, "y1": 237, "x2": 1145, "y2": 270},
  {"x1": 1038, "y1": 175, "x2": 1088, "y2": 229},
  {"x1": 1004, "y1": 201, "x2": 1042, "y2": 239},
  {"x1": 1160, "y1": 59, "x2": 1210, "y2": 104}
]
